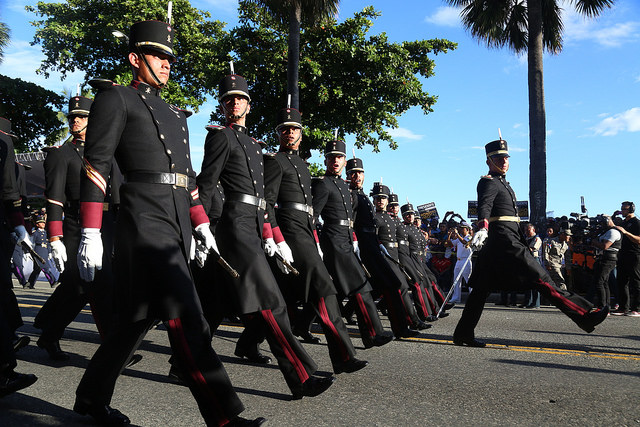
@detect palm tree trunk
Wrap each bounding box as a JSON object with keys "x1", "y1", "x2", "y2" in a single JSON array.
[
  {"x1": 287, "y1": 5, "x2": 301, "y2": 110},
  {"x1": 527, "y1": 0, "x2": 547, "y2": 228}
]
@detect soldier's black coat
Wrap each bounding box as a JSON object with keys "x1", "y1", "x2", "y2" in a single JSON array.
[{"x1": 264, "y1": 149, "x2": 334, "y2": 301}]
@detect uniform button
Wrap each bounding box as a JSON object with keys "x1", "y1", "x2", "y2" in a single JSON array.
[
  {"x1": 253, "y1": 180, "x2": 257, "y2": 185},
  {"x1": 171, "y1": 163, "x2": 175, "y2": 169},
  {"x1": 186, "y1": 168, "x2": 189, "y2": 173},
  {"x1": 166, "y1": 149, "x2": 172, "y2": 154},
  {"x1": 148, "y1": 106, "x2": 153, "y2": 110},
  {"x1": 182, "y1": 127, "x2": 185, "y2": 132},
  {"x1": 155, "y1": 120, "x2": 159, "y2": 124},
  {"x1": 173, "y1": 185, "x2": 177, "y2": 189},
  {"x1": 183, "y1": 139, "x2": 187, "y2": 144},
  {"x1": 186, "y1": 154, "x2": 189, "y2": 159},
  {"x1": 141, "y1": 95, "x2": 146, "y2": 99},
  {"x1": 160, "y1": 134, "x2": 165, "y2": 140}
]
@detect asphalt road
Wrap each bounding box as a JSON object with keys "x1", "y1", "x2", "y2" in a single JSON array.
[{"x1": 2, "y1": 281, "x2": 639, "y2": 426}]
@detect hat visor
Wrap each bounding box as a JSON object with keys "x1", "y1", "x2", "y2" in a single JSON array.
[
  {"x1": 276, "y1": 122, "x2": 302, "y2": 131},
  {"x1": 219, "y1": 90, "x2": 251, "y2": 102},
  {"x1": 136, "y1": 42, "x2": 176, "y2": 60},
  {"x1": 68, "y1": 109, "x2": 90, "y2": 117},
  {"x1": 325, "y1": 150, "x2": 346, "y2": 157},
  {"x1": 487, "y1": 150, "x2": 510, "y2": 158}
]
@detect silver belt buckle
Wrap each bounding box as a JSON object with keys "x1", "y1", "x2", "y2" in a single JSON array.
[
  {"x1": 175, "y1": 173, "x2": 188, "y2": 189},
  {"x1": 259, "y1": 198, "x2": 267, "y2": 210}
]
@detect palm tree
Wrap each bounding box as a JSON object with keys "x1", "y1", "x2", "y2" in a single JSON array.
[
  {"x1": 445, "y1": 0, "x2": 614, "y2": 227},
  {"x1": 0, "y1": 22, "x2": 10, "y2": 65},
  {"x1": 244, "y1": 0, "x2": 340, "y2": 110}
]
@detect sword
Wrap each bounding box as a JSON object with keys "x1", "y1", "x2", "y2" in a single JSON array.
[
  {"x1": 192, "y1": 232, "x2": 239, "y2": 279},
  {"x1": 21, "y1": 242, "x2": 46, "y2": 266},
  {"x1": 274, "y1": 252, "x2": 300, "y2": 276},
  {"x1": 354, "y1": 252, "x2": 371, "y2": 278},
  {"x1": 381, "y1": 251, "x2": 412, "y2": 281}
]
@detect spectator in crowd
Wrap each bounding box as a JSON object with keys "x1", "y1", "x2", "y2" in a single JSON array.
[
  {"x1": 544, "y1": 229, "x2": 572, "y2": 291},
  {"x1": 611, "y1": 201, "x2": 640, "y2": 316}
]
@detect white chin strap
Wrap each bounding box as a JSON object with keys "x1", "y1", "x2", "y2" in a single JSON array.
[{"x1": 488, "y1": 156, "x2": 506, "y2": 174}]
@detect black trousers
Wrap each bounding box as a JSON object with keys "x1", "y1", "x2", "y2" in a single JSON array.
[
  {"x1": 34, "y1": 216, "x2": 114, "y2": 342},
  {"x1": 237, "y1": 305, "x2": 318, "y2": 392},
  {"x1": 616, "y1": 252, "x2": 640, "y2": 312},
  {"x1": 76, "y1": 313, "x2": 244, "y2": 426},
  {"x1": 593, "y1": 256, "x2": 617, "y2": 308}
]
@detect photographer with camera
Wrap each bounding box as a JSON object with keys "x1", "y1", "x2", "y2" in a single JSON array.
[
  {"x1": 544, "y1": 229, "x2": 572, "y2": 291},
  {"x1": 445, "y1": 221, "x2": 473, "y2": 303},
  {"x1": 611, "y1": 201, "x2": 640, "y2": 316},
  {"x1": 590, "y1": 216, "x2": 622, "y2": 309}
]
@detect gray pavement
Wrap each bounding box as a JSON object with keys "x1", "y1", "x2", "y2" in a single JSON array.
[{"x1": 2, "y1": 280, "x2": 639, "y2": 426}]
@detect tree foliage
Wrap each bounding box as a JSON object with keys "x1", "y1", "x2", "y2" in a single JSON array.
[
  {"x1": 227, "y1": 3, "x2": 456, "y2": 154},
  {"x1": 0, "y1": 22, "x2": 10, "y2": 65},
  {"x1": 27, "y1": 0, "x2": 232, "y2": 110},
  {"x1": 28, "y1": 1, "x2": 455, "y2": 154},
  {"x1": 0, "y1": 74, "x2": 65, "y2": 151}
]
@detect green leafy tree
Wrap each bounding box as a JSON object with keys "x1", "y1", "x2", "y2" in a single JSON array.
[
  {"x1": 446, "y1": 0, "x2": 614, "y2": 226},
  {"x1": 28, "y1": 0, "x2": 232, "y2": 110},
  {"x1": 0, "y1": 22, "x2": 10, "y2": 65},
  {"x1": 0, "y1": 74, "x2": 65, "y2": 151},
  {"x1": 245, "y1": 0, "x2": 340, "y2": 110},
  {"x1": 227, "y1": 4, "x2": 456, "y2": 155}
]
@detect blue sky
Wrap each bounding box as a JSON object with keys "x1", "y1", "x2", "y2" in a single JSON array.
[{"x1": 1, "y1": 0, "x2": 639, "y2": 221}]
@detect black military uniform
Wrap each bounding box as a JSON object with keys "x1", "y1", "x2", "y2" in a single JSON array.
[
  {"x1": 312, "y1": 144, "x2": 391, "y2": 348},
  {"x1": 0, "y1": 117, "x2": 37, "y2": 397},
  {"x1": 73, "y1": 22, "x2": 247, "y2": 426},
  {"x1": 34, "y1": 96, "x2": 118, "y2": 360},
  {"x1": 26, "y1": 217, "x2": 57, "y2": 288},
  {"x1": 264, "y1": 108, "x2": 366, "y2": 374},
  {"x1": 453, "y1": 139, "x2": 607, "y2": 347},
  {"x1": 348, "y1": 160, "x2": 423, "y2": 338},
  {"x1": 391, "y1": 201, "x2": 435, "y2": 320},
  {"x1": 196, "y1": 73, "x2": 334, "y2": 399}
]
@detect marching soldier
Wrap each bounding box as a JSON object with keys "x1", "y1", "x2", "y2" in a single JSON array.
[
  {"x1": 312, "y1": 142, "x2": 392, "y2": 348},
  {"x1": 196, "y1": 70, "x2": 335, "y2": 399},
  {"x1": 371, "y1": 184, "x2": 432, "y2": 326},
  {"x1": 0, "y1": 117, "x2": 37, "y2": 397},
  {"x1": 73, "y1": 21, "x2": 261, "y2": 426},
  {"x1": 453, "y1": 138, "x2": 608, "y2": 347},
  {"x1": 25, "y1": 216, "x2": 58, "y2": 288},
  {"x1": 33, "y1": 95, "x2": 118, "y2": 362},
  {"x1": 347, "y1": 159, "x2": 425, "y2": 338},
  {"x1": 390, "y1": 198, "x2": 438, "y2": 321},
  {"x1": 264, "y1": 106, "x2": 368, "y2": 374}
]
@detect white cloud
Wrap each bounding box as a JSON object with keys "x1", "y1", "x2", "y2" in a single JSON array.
[
  {"x1": 591, "y1": 107, "x2": 640, "y2": 136},
  {"x1": 546, "y1": 129, "x2": 554, "y2": 136},
  {"x1": 509, "y1": 146, "x2": 527, "y2": 153},
  {"x1": 513, "y1": 123, "x2": 522, "y2": 129},
  {"x1": 424, "y1": 6, "x2": 461, "y2": 28},
  {"x1": 562, "y1": 7, "x2": 640, "y2": 48},
  {"x1": 387, "y1": 127, "x2": 423, "y2": 141}
]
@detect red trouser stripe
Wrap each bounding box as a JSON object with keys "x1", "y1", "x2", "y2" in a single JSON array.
[
  {"x1": 355, "y1": 293, "x2": 376, "y2": 337},
  {"x1": 318, "y1": 297, "x2": 349, "y2": 361},
  {"x1": 538, "y1": 279, "x2": 588, "y2": 316},
  {"x1": 88, "y1": 298, "x2": 105, "y2": 341},
  {"x1": 398, "y1": 289, "x2": 413, "y2": 324},
  {"x1": 433, "y1": 281, "x2": 445, "y2": 301},
  {"x1": 167, "y1": 318, "x2": 229, "y2": 426},
  {"x1": 261, "y1": 309, "x2": 310, "y2": 383},
  {"x1": 424, "y1": 285, "x2": 436, "y2": 311},
  {"x1": 413, "y1": 283, "x2": 429, "y2": 318}
]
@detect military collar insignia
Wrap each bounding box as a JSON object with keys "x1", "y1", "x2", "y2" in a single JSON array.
[
  {"x1": 131, "y1": 80, "x2": 161, "y2": 96},
  {"x1": 279, "y1": 148, "x2": 299, "y2": 156},
  {"x1": 71, "y1": 137, "x2": 85, "y2": 146},
  {"x1": 230, "y1": 124, "x2": 247, "y2": 134}
]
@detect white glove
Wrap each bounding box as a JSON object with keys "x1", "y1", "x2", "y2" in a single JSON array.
[
  {"x1": 77, "y1": 228, "x2": 103, "y2": 282},
  {"x1": 471, "y1": 228, "x2": 488, "y2": 250},
  {"x1": 14, "y1": 225, "x2": 31, "y2": 249},
  {"x1": 379, "y1": 243, "x2": 390, "y2": 257},
  {"x1": 194, "y1": 223, "x2": 218, "y2": 254},
  {"x1": 195, "y1": 241, "x2": 209, "y2": 268},
  {"x1": 50, "y1": 239, "x2": 67, "y2": 273},
  {"x1": 190, "y1": 236, "x2": 197, "y2": 260},
  {"x1": 352, "y1": 240, "x2": 360, "y2": 258},
  {"x1": 316, "y1": 242, "x2": 324, "y2": 260},
  {"x1": 276, "y1": 241, "x2": 294, "y2": 274},
  {"x1": 264, "y1": 237, "x2": 277, "y2": 257}
]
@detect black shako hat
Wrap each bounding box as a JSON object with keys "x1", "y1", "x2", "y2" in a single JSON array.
[
  {"x1": 0, "y1": 117, "x2": 17, "y2": 140},
  {"x1": 68, "y1": 96, "x2": 93, "y2": 117},
  {"x1": 389, "y1": 194, "x2": 399, "y2": 206},
  {"x1": 218, "y1": 74, "x2": 251, "y2": 102},
  {"x1": 324, "y1": 140, "x2": 346, "y2": 157},
  {"x1": 345, "y1": 157, "x2": 364, "y2": 173},
  {"x1": 401, "y1": 203, "x2": 415, "y2": 215},
  {"x1": 129, "y1": 20, "x2": 175, "y2": 59},
  {"x1": 485, "y1": 139, "x2": 510, "y2": 158},
  {"x1": 371, "y1": 182, "x2": 390, "y2": 198},
  {"x1": 276, "y1": 108, "x2": 302, "y2": 131}
]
